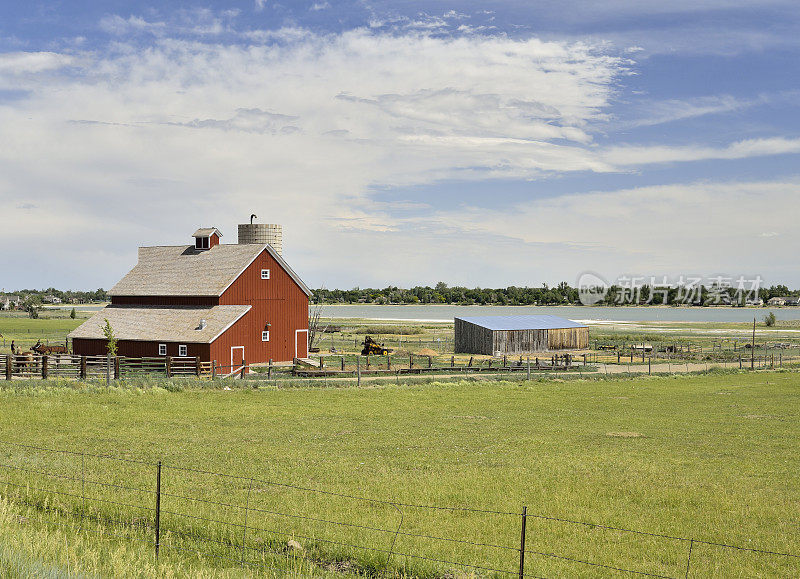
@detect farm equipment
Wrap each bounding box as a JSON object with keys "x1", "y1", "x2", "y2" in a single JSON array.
[{"x1": 361, "y1": 336, "x2": 392, "y2": 356}]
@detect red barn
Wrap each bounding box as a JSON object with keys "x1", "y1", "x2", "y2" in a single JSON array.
[{"x1": 69, "y1": 227, "x2": 311, "y2": 368}]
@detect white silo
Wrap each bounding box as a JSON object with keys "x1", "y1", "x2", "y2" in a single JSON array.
[{"x1": 238, "y1": 217, "x2": 283, "y2": 256}]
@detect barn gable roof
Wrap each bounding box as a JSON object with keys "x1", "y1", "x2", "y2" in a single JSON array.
[
  {"x1": 108, "y1": 243, "x2": 311, "y2": 297},
  {"x1": 68, "y1": 305, "x2": 251, "y2": 343},
  {"x1": 455, "y1": 315, "x2": 586, "y2": 331}
]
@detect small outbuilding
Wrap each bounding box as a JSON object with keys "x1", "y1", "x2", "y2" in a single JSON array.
[{"x1": 454, "y1": 315, "x2": 588, "y2": 355}]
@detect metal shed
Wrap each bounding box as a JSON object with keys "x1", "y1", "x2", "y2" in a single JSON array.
[{"x1": 454, "y1": 315, "x2": 589, "y2": 355}]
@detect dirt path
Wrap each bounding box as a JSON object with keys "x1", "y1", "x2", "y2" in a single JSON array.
[{"x1": 262, "y1": 358, "x2": 784, "y2": 385}]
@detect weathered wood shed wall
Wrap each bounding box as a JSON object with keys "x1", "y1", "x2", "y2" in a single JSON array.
[{"x1": 455, "y1": 315, "x2": 588, "y2": 355}]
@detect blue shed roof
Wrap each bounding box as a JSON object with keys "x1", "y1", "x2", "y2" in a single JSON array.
[{"x1": 455, "y1": 315, "x2": 586, "y2": 331}]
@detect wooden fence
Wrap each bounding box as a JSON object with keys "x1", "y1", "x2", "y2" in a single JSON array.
[{"x1": 1, "y1": 354, "x2": 213, "y2": 381}]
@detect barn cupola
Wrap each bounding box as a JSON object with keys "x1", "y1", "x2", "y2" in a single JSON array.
[{"x1": 192, "y1": 227, "x2": 222, "y2": 250}]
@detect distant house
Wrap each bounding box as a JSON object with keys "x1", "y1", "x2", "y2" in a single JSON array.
[
  {"x1": 1, "y1": 295, "x2": 21, "y2": 310},
  {"x1": 69, "y1": 226, "x2": 311, "y2": 366},
  {"x1": 455, "y1": 315, "x2": 588, "y2": 355},
  {"x1": 767, "y1": 296, "x2": 798, "y2": 306},
  {"x1": 42, "y1": 295, "x2": 62, "y2": 304}
]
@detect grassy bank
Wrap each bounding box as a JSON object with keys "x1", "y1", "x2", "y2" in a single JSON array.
[{"x1": 1, "y1": 371, "x2": 798, "y2": 576}]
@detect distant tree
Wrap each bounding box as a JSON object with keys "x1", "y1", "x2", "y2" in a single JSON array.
[
  {"x1": 22, "y1": 296, "x2": 41, "y2": 319},
  {"x1": 308, "y1": 300, "x2": 328, "y2": 351},
  {"x1": 764, "y1": 312, "x2": 777, "y2": 327},
  {"x1": 70, "y1": 307, "x2": 76, "y2": 319},
  {"x1": 102, "y1": 319, "x2": 118, "y2": 357}
]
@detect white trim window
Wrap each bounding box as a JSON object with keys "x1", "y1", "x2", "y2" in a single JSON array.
[
  {"x1": 262, "y1": 330, "x2": 270, "y2": 342},
  {"x1": 158, "y1": 344, "x2": 167, "y2": 356},
  {"x1": 178, "y1": 344, "x2": 188, "y2": 357},
  {"x1": 261, "y1": 269, "x2": 270, "y2": 279}
]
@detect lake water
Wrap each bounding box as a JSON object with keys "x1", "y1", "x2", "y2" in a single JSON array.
[
  {"x1": 318, "y1": 304, "x2": 800, "y2": 324},
  {"x1": 52, "y1": 303, "x2": 800, "y2": 324}
]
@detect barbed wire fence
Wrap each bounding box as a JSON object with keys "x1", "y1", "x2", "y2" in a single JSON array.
[{"x1": 0, "y1": 439, "x2": 797, "y2": 577}]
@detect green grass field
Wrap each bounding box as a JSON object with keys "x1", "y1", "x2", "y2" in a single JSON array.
[
  {"x1": 1, "y1": 370, "x2": 799, "y2": 577},
  {"x1": 0, "y1": 312, "x2": 84, "y2": 353}
]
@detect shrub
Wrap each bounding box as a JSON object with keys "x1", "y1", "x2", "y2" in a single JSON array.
[
  {"x1": 102, "y1": 319, "x2": 117, "y2": 357},
  {"x1": 764, "y1": 312, "x2": 777, "y2": 327}
]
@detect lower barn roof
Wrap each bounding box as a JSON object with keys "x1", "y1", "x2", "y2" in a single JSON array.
[
  {"x1": 455, "y1": 315, "x2": 586, "y2": 331},
  {"x1": 68, "y1": 305, "x2": 251, "y2": 344}
]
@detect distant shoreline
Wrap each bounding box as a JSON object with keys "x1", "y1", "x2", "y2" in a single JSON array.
[{"x1": 317, "y1": 303, "x2": 785, "y2": 310}]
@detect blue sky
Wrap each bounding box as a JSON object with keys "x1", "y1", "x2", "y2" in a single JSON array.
[{"x1": 1, "y1": 1, "x2": 799, "y2": 291}]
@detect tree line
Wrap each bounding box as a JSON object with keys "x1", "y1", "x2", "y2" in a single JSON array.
[{"x1": 312, "y1": 282, "x2": 799, "y2": 306}]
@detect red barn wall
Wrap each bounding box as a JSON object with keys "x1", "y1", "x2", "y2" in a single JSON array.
[
  {"x1": 216, "y1": 249, "x2": 309, "y2": 364},
  {"x1": 78, "y1": 246, "x2": 309, "y2": 364}
]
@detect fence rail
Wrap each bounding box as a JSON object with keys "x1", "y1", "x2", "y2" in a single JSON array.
[
  {"x1": 0, "y1": 440, "x2": 797, "y2": 577},
  {"x1": 1, "y1": 354, "x2": 214, "y2": 381}
]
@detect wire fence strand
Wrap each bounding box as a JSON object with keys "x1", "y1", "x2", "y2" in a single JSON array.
[{"x1": 1, "y1": 440, "x2": 797, "y2": 578}]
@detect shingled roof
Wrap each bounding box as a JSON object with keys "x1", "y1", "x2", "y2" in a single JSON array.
[
  {"x1": 108, "y1": 243, "x2": 311, "y2": 297},
  {"x1": 69, "y1": 305, "x2": 251, "y2": 343}
]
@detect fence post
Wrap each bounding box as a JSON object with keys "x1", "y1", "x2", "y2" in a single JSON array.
[
  {"x1": 154, "y1": 461, "x2": 162, "y2": 559},
  {"x1": 6, "y1": 355, "x2": 12, "y2": 381},
  {"x1": 241, "y1": 478, "x2": 253, "y2": 567},
  {"x1": 106, "y1": 353, "x2": 111, "y2": 385},
  {"x1": 195, "y1": 357, "x2": 201, "y2": 377},
  {"x1": 519, "y1": 506, "x2": 527, "y2": 579},
  {"x1": 241, "y1": 359, "x2": 246, "y2": 379},
  {"x1": 357, "y1": 355, "x2": 361, "y2": 387},
  {"x1": 684, "y1": 537, "x2": 694, "y2": 578},
  {"x1": 428, "y1": 355, "x2": 432, "y2": 369},
  {"x1": 340, "y1": 356, "x2": 345, "y2": 371},
  {"x1": 80, "y1": 356, "x2": 87, "y2": 380},
  {"x1": 320, "y1": 356, "x2": 324, "y2": 370},
  {"x1": 165, "y1": 356, "x2": 172, "y2": 378},
  {"x1": 42, "y1": 355, "x2": 48, "y2": 380},
  {"x1": 114, "y1": 356, "x2": 120, "y2": 380},
  {"x1": 268, "y1": 359, "x2": 273, "y2": 379},
  {"x1": 409, "y1": 354, "x2": 413, "y2": 369},
  {"x1": 451, "y1": 355, "x2": 454, "y2": 368},
  {"x1": 212, "y1": 360, "x2": 217, "y2": 379},
  {"x1": 648, "y1": 357, "x2": 651, "y2": 375}
]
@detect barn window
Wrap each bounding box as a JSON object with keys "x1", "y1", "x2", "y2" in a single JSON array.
[
  {"x1": 262, "y1": 331, "x2": 270, "y2": 342},
  {"x1": 178, "y1": 344, "x2": 187, "y2": 357},
  {"x1": 261, "y1": 269, "x2": 270, "y2": 279},
  {"x1": 195, "y1": 236, "x2": 210, "y2": 250},
  {"x1": 158, "y1": 344, "x2": 167, "y2": 356}
]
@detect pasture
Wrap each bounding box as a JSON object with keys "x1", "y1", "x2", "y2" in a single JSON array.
[{"x1": 1, "y1": 370, "x2": 799, "y2": 577}]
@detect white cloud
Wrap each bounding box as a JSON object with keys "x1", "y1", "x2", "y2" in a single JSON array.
[
  {"x1": 0, "y1": 25, "x2": 797, "y2": 288},
  {"x1": 0, "y1": 52, "x2": 74, "y2": 74},
  {"x1": 603, "y1": 137, "x2": 800, "y2": 166},
  {"x1": 414, "y1": 178, "x2": 800, "y2": 286},
  {"x1": 99, "y1": 15, "x2": 165, "y2": 36},
  {"x1": 623, "y1": 95, "x2": 748, "y2": 128},
  {"x1": 0, "y1": 30, "x2": 624, "y2": 289}
]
